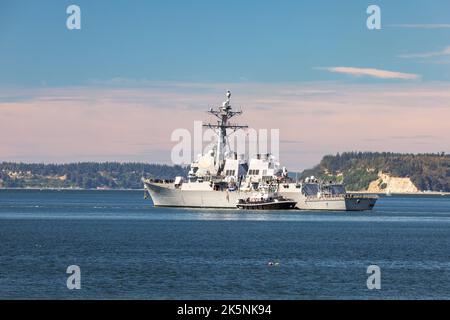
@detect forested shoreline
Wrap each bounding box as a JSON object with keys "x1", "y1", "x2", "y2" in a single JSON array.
[
  {"x1": 0, "y1": 162, "x2": 187, "y2": 189},
  {"x1": 1, "y1": 152, "x2": 450, "y2": 191}
]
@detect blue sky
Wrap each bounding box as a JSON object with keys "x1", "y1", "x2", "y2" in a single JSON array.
[
  {"x1": 1, "y1": 0, "x2": 449, "y2": 86},
  {"x1": 1, "y1": 1, "x2": 450, "y2": 167}
]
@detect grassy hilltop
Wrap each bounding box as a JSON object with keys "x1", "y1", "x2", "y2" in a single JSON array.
[{"x1": 300, "y1": 152, "x2": 450, "y2": 192}]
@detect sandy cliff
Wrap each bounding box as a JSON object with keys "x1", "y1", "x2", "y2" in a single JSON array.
[{"x1": 367, "y1": 172, "x2": 419, "y2": 193}]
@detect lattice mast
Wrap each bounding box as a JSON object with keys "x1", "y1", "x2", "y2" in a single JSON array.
[{"x1": 203, "y1": 90, "x2": 248, "y2": 174}]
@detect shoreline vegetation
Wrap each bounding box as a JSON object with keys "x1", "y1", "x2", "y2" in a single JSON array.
[
  {"x1": 1, "y1": 152, "x2": 450, "y2": 192},
  {"x1": 0, "y1": 188, "x2": 449, "y2": 196},
  {"x1": 0, "y1": 162, "x2": 187, "y2": 190}
]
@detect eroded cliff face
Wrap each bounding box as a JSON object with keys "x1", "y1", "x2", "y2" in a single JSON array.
[{"x1": 367, "y1": 172, "x2": 419, "y2": 193}]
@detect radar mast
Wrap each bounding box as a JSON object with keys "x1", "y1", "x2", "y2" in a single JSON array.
[{"x1": 203, "y1": 90, "x2": 248, "y2": 174}]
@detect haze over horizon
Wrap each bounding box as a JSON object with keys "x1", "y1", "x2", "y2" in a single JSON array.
[{"x1": 1, "y1": 0, "x2": 449, "y2": 171}]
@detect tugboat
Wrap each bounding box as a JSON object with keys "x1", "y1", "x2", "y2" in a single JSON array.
[{"x1": 237, "y1": 192, "x2": 296, "y2": 210}]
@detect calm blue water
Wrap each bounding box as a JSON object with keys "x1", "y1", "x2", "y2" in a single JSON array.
[{"x1": 1, "y1": 189, "x2": 450, "y2": 299}]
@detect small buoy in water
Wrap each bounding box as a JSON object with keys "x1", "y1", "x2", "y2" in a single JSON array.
[
  {"x1": 268, "y1": 261, "x2": 274, "y2": 266},
  {"x1": 268, "y1": 261, "x2": 279, "y2": 266}
]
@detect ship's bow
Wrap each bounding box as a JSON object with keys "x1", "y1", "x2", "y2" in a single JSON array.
[{"x1": 142, "y1": 178, "x2": 183, "y2": 207}]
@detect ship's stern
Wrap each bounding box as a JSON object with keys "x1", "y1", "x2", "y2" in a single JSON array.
[{"x1": 344, "y1": 194, "x2": 378, "y2": 211}]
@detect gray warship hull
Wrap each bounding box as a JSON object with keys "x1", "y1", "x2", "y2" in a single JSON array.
[
  {"x1": 279, "y1": 191, "x2": 377, "y2": 211},
  {"x1": 144, "y1": 181, "x2": 244, "y2": 208},
  {"x1": 144, "y1": 180, "x2": 377, "y2": 210}
]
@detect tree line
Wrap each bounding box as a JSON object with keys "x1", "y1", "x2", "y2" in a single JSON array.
[
  {"x1": 2, "y1": 152, "x2": 450, "y2": 191},
  {"x1": 0, "y1": 162, "x2": 187, "y2": 189}
]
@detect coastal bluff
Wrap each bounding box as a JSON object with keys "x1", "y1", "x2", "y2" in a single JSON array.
[
  {"x1": 300, "y1": 152, "x2": 450, "y2": 192},
  {"x1": 367, "y1": 172, "x2": 419, "y2": 193}
]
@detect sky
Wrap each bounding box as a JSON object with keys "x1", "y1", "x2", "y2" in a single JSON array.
[{"x1": 0, "y1": 0, "x2": 450, "y2": 170}]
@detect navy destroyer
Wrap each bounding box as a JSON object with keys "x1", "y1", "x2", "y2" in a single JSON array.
[{"x1": 142, "y1": 91, "x2": 377, "y2": 210}]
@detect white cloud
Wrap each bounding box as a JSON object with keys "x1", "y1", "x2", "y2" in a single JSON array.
[
  {"x1": 317, "y1": 67, "x2": 420, "y2": 80},
  {"x1": 388, "y1": 24, "x2": 450, "y2": 29},
  {"x1": 398, "y1": 46, "x2": 450, "y2": 58}
]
